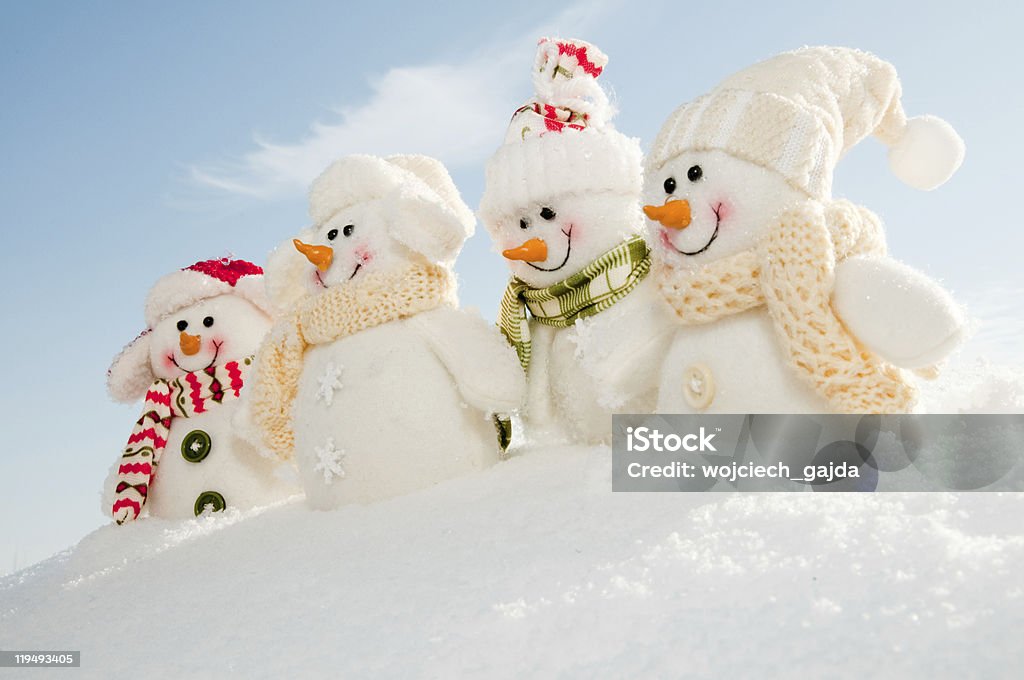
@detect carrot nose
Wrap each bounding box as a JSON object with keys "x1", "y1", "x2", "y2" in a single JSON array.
[
  {"x1": 643, "y1": 200, "x2": 692, "y2": 229},
  {"x1": 179, "y1": 331, "x2": 201, "y2": 356},
  {"x1": 293, "y1": 239, "x2": 334, "y2": 272},
  {"x1": 502, "y1": 238, "x2": 548, "y2": 262}
]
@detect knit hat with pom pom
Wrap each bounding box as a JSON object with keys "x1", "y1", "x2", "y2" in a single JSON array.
[
  {"x1": 646, "y1": 46, "x2": 965, "y2": 198},
  {"x1": 479, "y1": 37, "x2": 642, "y2": 227}
]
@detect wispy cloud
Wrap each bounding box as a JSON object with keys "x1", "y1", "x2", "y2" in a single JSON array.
[{"x1": 186, "y1": 2, "x2": 608, "y2": 201}]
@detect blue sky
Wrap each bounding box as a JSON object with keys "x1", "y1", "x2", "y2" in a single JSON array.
[{"x1": 2, "y1": 0, "x2": 1021, "y2": 573}]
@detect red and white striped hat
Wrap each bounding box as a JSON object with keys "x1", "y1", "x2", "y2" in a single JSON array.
[{"x1": 479, "y1": 38, "x2": 642, "y2": 228}]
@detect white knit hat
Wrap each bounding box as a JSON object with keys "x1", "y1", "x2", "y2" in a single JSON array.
[
  {"x1": 479, "y1": 38, "x2": 642, "y2": 227},
  {"x1": 310, "y1": 154, "x2": 474, "y2": 263},
  {"x1": 646, "y1": 46, "x2": 965, "y2": 198},
  {"x1": 107, "y1": 258, "x2": 271, "y2": 402},
  {"x1": 264, "y1": 154, "x2": 475, "y2": 313}
]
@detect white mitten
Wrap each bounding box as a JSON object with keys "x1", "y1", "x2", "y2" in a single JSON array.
[{"x1": 832, "y1": 256, "x2": 965, "y2": 369}]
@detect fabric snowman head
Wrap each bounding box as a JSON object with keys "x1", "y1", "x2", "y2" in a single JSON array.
[
  {"x1": 479, "y1": 38, "x2": 644, "y2": 288},
  {"x1": 267, "y1": 154, "x2": 475, "y2": 312},
  {"x1": 107, "y1": 258, "x2": 273, "y2": 402},
  {"x1": 642, "y1": 46, "x2": 965, "y2": 268}
]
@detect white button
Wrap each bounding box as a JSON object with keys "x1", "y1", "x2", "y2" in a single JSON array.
[{"x1": 683, "y1": 363, "x2": 715, "y2": 410}]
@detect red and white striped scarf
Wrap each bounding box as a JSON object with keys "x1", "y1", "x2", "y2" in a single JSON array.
[{"x1": 111, "y1": 358, "x2": 250, "y2": 523}]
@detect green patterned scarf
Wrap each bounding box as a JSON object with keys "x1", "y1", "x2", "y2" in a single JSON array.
[{"x1": 498, "y1": 235, "x2": 651, "y2": 372}]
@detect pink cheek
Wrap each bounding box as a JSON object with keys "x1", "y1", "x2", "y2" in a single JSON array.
[
  {"x1": 354, "y1": 245, "x2": 373, "y2": 264},
  {"x1": 714, "y1": 199, "x2": 732, "y2": 223},
  {"x1": 207, "y1": 337, "x2": 223, "y2": 352},
  {"x1": 659, "y1": 229, "x2": 674, "y2": 250},
  {"x1": 162, "y1": 354, "x2": 177, "y2": 371}
]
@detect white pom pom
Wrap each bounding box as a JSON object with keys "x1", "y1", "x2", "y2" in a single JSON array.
[{"x1": 888, "y1": 115, "x2": 965, "y2": 190}]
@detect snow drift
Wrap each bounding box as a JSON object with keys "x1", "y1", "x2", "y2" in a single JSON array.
[{"x1": 2, "y1": 362, "x2": 1023, "y2": 678}]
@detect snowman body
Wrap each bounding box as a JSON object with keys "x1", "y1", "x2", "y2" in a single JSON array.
[
  {"x1": 644, "y1": 150, "x2": 964, "y2": 415},
  {"x1": 292, "y1": 311, "x2": 500, "y2": 509},
  {"x1": 525, "y1": 277, "x2": 677, "y2": 442},
  {"x1": 656, "y1": 309, "x2": 824, "y2": 414},
  {"x1": 106, "y1": 263, "x2": 299, "y2": 523},
  {"x1": 149, "y1": 405, "x2": 294, "y2": 518}
]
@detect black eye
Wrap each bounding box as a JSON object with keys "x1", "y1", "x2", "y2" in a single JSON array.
[
  {"x1": 203, "y1": 316, "x2": 214, "y2": 328},
  {"x1": 687, "y1": 165, "x2": 703, "y2": 182},
  {"x1": 327, "y1": 228, "x2": 338, "y2": 241},
  {"x1": 343, "y1": 224, "x2": 355, "y2": 237},
  {"x1": 176, "y1": 320, "x2": 188, "y2": 332},
  {"x1": 539, "y1": 207, "x2": 556, "y2": 221},
  {"x1": 519, "y1": 218, "x2": 530, "y2": 230},
  {"x1": 663, "y1": 177, "x2": 676, "y2": 194}
]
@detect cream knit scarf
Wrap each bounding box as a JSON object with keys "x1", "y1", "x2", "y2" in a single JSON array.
[
  {"x1": 656, "y1": 199, "x2": 918, "y2": 413},
  {"x1": 248, "y1": 263, "x2": 457, "y2": 460}
]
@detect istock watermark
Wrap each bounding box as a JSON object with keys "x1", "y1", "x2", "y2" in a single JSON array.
[{"x1": 612, "y1": 414, "x2": 1024, "y2": 492}]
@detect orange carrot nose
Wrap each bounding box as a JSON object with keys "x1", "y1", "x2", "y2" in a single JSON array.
[
  {"x1": 643, "y1": 200, "x2": 691, "y2": 229},
  {"x1": 179, "y1": 331, "x2": 201, "y2": 356},
  {"x1": 293, "y1": 239, "x2": 334, "y2": 272},
  {"x1": 502, "y1": 238, "x2": 548, "y2": 262}
]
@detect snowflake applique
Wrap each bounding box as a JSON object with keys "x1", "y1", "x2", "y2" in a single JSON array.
[
  {"x1": 316, "y1": 363, "x2": 344, "y2": 406},
  {"x1": 313, "y1": 437, "x2": 346, "y2": 484}
]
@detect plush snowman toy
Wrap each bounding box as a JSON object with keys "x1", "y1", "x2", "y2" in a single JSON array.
[
  {"x1": 104, "y1": 259, "x2": 297, "y2": 523},
  {"x1": 480, "y1": 38, "x2": 678, "y2": 444},
  {"x1": 239, "y1": 154, "x2": 524, "y2": 509},
  {"x1": 643, "y1": 47, "x2": 967, "y2": 414}
]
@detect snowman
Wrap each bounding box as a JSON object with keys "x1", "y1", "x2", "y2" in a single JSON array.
[
  {"x1": 642, "y1": 46, "x2": 966, "y2": 414},
  {"x1": 479, "y1": 37, "x2": 678, "y2": 444},
  {"x1": 239, "y1": 154, "x2": 525, "y2": 509},
  {"x1": 104, "y1": 258, "x2": 298, "y2": 523}
]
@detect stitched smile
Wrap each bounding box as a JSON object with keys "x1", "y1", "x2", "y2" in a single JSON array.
[
  {"x1": 527, "y1": 226, "x2": 573, "y2": 272},
  {"x1": 349, "y1": 263, "x2": 362, "y2": 280},
  {"x1": 666, "y1": 204, "x2": 721, "y2": 257},
  {"x1": 168, "y1": 340, "x2": 221, "y2": 372}
]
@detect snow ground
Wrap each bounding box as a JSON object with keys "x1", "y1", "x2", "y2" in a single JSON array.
[
  {"x1": 3, "y1": 446, "x2": 1023, "y2": 678},
  {"x1": 2, "y1": 360, "x2": 1023, "y2": 678}
]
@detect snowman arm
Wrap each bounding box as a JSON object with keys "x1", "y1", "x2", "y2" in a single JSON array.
[
  {"x1": 832, "y1": 255, "x2": 966, "y2": 369},
  {"x1": 408, "y1": 307, "x2": 526, "y2": 414}
]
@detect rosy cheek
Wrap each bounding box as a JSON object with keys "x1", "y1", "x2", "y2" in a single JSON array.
[
  {"x1": 714, "y1": 200, "x2": 732, "y2": 222},
  {"x1": 659, "y1": 229, "x2": 675, "y2": 250},
  {"x1": 355, "y1": 247, "x2": 373, "y2": 264},
  {"x1": 163, "y1": 354, "x2": 177, "y2": 370},
  {"x1": 208, "y1": 337, "x2": 223, "y2": 352}
]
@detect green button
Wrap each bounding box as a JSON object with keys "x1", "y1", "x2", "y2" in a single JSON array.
[
  {"x1": 181, "y1": 429, "x2": 211, "y2": 463},
  {"x1": 194, "y1": 490, "x2": 226, "y2": 516}
]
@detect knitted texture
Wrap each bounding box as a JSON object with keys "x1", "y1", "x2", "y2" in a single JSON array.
[
  {"x1": 656, "y1": 200, "x2": 917, "y2": 413},
  {"x1": 498, "y1": 235, "x2": 650, "y2": 373},
  {"x1": 247, "y1": 264, "x2": 457, "y2": 460},
  {"x1": 646, "y1": 46, "x2": 959, "y2": 200},
  {"x1": 144, "y1": 258, "x2": 269, "y2": 329},
  {"x1": 479, "y1": 37, "x2": 642, "y2": 227},
  {"x1": 112, "y1": 358, "x2": 250, "y2": 524}
]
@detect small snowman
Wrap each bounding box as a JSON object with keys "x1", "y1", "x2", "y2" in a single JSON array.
[
  {"x1": 643, "y1": 46, "x2": 966, "y2": 414},
  {"x1": 240, "y1": 154, "x2": 524, "y2": 509},
  {"x1": 105, "y1": 259, "x2": 297, "y2": 523},
  {"x1": 479, "y1": 37, "x2": 678, "y2": 444}
]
